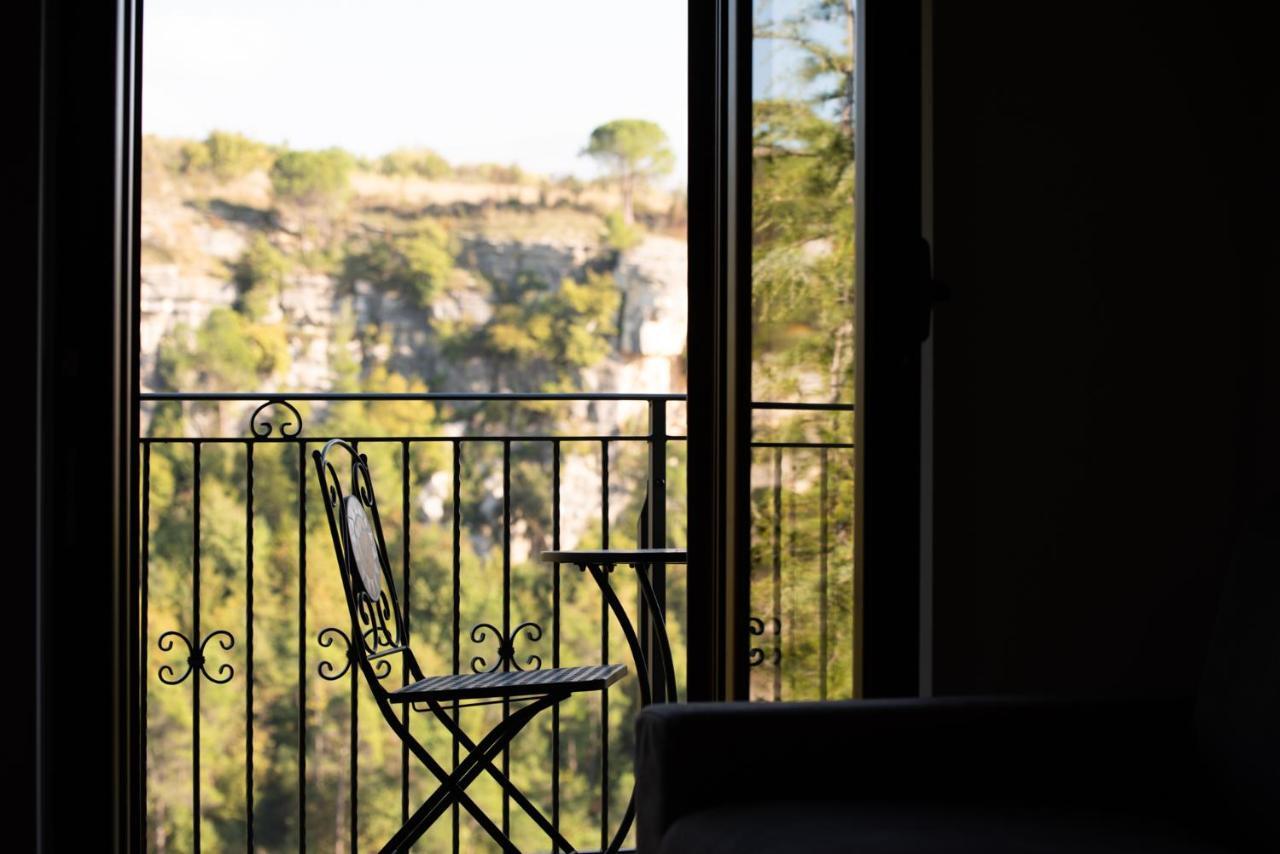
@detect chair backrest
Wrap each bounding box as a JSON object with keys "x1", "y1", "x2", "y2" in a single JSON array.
[{"x1": 313, "y1": 439, "x2": 414, "y2": 695}]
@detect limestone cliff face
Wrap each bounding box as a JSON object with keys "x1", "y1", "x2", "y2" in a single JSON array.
[
  {"x1": 140, "y1": 173, "x2": 688, "y2": 547},
  {"x1": 139, "y1": 215, "x2": 688, "y2": 426}
]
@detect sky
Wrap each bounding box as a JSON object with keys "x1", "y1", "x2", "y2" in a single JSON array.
[{"x1": 143, "y1": 0, "x2": 688, "y2": 183}]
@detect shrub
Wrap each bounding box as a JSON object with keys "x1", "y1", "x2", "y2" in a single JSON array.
[
  {"x1": 232, "y1": 235, "x2": 291, "y2": 319},
  {"x1": 204, "y1": 131, "x2": 271, "y2": 180},
  {"x1": 602, "y1": 209, "x2": 642, "y2": 251},
  {"x1": 378, "y1": 148, "x2": 452, "y2": 179},
  {"x1": 269, "y1": 148, "x2": 355, "y2": 206},
  {"x1": 343, "y1": 221, "x2": 454, "y2": 307},
  {"x1": 178, "y1": 131, "x2": 272, "y2": 180},
  {"x1": 156, "y1": 309, "x2": 290, "y2": 391},
  {"x1": 178, "y1": 140, "x2": 211, "y2": 173}
]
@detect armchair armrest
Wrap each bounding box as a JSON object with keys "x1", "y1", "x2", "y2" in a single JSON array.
[{"x1": 636, "y1": 696, "x2": 1194, "y2": 852}]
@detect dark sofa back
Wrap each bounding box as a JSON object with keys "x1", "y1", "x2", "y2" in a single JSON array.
[{"x1": 1196, "y1": 497, "x2": 1280, "y2": 842}]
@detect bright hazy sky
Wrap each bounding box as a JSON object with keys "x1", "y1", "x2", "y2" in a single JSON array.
[{"x1": 143, "y1": 0, "x2": 688, "y2": 183}]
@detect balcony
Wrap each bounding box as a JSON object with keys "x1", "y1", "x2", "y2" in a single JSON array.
[{"x1": 140, "y1": 391, "x2": 851, "y2": 851}]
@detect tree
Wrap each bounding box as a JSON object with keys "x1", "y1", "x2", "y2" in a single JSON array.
[
  {"x1": 751, "y1": 0, "x2": 856, "y2": 403},
  {"x1": 582, "y1": 119, "x2": 674, "y2": 224},
  {"x1": 747, "y1": 0, "x2": 858, "y2": 704}
]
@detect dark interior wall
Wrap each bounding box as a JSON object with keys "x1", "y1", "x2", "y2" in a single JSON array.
[{"x1": 931, "y1": 2, "x2": 1280, "y2": 696}]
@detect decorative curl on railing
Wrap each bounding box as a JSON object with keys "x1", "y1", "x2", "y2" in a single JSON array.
[
  {"x1": 317, "y1": 626, "x2": 393, "y2": 680},
  {"x1": 317, "y1": 627, "x2": 352, "y2": 681},
  {"x1": 747, "y1": 617, "x2": 782, "y2": 668},
  {"x1": 157, "y1": 629, "x2": 236, "y2": 685},
  {"x1": 249, "y1": 399, "x2": 303, "y2": 439},
  {"x1": 470, "y1": 621, "x2": 544, "y2": 673}
]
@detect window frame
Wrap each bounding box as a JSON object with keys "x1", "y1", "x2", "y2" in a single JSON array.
[
  {"x1": 35, "y1": 1, "x2": 925, "y2": 841},
  {"x1": 686, "y1": 0, "x2": 924, "y2": 701}
]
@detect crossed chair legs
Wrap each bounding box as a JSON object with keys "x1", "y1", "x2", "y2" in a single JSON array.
[{"x1": 378, "y1": 691, "x2": 578, "y2": 853}]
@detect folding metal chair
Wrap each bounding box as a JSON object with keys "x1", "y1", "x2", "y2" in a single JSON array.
[{"x1": 313, "y1": 439, "x2": 627, "y2": 853}]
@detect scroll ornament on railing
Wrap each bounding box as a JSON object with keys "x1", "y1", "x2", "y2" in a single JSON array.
[
  {"x1": 249, "y1": 398, "x2": 303, "y2": 439},
  {"x1": 157, "y1": 629, "x2": 236, "y2": 685},
  {"x1": 747, "y1": 616, "x2": 782, "y2": 667},
  {"x1": 317, "y1": 626, "x2": 393, "y2": 681},
  {"x1": 470, "y1": 621, "x2": 544, "y2": 673}
]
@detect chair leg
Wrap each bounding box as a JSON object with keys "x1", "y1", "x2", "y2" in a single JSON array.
[
  {"x1": 384, "y1": 694, "x2": 558, "y2": 853},
  {"x1": 383, "y1": 702, "x2": 519, "y2": 852},
  {"x1": 425, "y1": 695, "x2": 577, "y2": 853}
]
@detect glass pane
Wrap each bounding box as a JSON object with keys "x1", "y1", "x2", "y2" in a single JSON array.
[{"x1": 749, "y1": 0, "x2": 857, "y2": 701}]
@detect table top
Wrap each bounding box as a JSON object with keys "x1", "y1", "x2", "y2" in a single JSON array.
[{"x1": 541, "y1": 548, "x2": 688, "y2": 565}]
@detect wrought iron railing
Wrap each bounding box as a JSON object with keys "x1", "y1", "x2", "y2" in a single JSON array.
[
  {"x1": 140, "y1": 391, "x2": 684, "y2": 853},
  {"x1": 746, "y1": 401, "x2": 857, "y2": 702},
  {"x1": 139, "y1": 391, "x2": 853, "y2": 851}
]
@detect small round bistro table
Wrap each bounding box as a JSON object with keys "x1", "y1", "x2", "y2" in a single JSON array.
[
  {"x1": 541, "y1": 548, "x2": 687, "y2": 853},
  {"x1": 541, "y1": 548, "x2": 687, "y2": 706}
]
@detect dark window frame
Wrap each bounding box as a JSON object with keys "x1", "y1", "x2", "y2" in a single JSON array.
[
  {"x1": 35, "y1": 0, "x2": 143, "y2": 848},
  {"x1": 34, "y1": 0, "x2": 923, "y2": 843},
  {"x1": 686, "y1": 0, "x2": 924, "y2": 701}
]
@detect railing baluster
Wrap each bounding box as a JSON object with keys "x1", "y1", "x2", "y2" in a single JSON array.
[
  {"x1": 788, "y1": 453, "x2": 797, "y2": 699},
  {"x1": 140, "y1": 442, "x2": 150, "y2": 845},
  {"x1": 501, "y1": 439, "x2": 512, "y2": 843},
  {"x1": 451, "y1": 440, "x2": 461, "y2": 854},
  {"x1": 297, "y1": 441, "x2": 307, "y2": 853},
  {"x1": 401, "y1": 440, "x2": 411, "y2": 830},
  {"x1": 350, "y1": 638, "x2": 358, "y2": 853},
  {"x1": 819, "y1": 447, "x2": 829, "y2": 701},
  {"x1": 551, "y1": 439, "x2": 561, "y2": 853},
  {"x1": 852, "y1": 448, "x2": 858, "y2": 698},
  {"x1": 599, "y1": 439, "x2": 610, "y2": 854},
  {"x1": 245, "y1": 442, "x2": 255, "y2": 851},
  {"x1": 349, "y1": 441, "x2": 359, "y2": 853},
  {"x1": 772, "y1": 447, "x2": 783, "y2": 702},
  {"x1": 646, "y1": 400, "x2": 668, "y2": 703},
  {"x1": 193, "y1": 442, "x2": 202, "y2": 853}
]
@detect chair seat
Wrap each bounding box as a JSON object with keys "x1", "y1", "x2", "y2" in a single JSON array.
[{"x1": 390, "y1": 663, "x2": 627, "y2": 703}]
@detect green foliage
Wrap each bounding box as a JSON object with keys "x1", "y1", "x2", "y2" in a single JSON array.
[
  {"x1": 178, "y1": 139, "x2": 211, "y2": 173},
  {"x1": 141, "y1": 359, "x2": 683, "y2": 850},
  {"x1": 583, "y1": 119, "x2": 675, "y2": 178},
  {"x1": 143, "y1": 128, "x2": 707, "y2": 852},
  {"x1": 751, "y1": 0, "x2": 855, "y2": 404},
  {"x1": 206, "y1": 130, "x2": 272, "y2": 179},
  {"x1": 583, "y1": 119, "x2": 674, "y2": 223},
  {"x1": 377, "y1": 147, "x2": 453, "y2": 179},
  {"x1": 232, "y1": 234, "x2": 291, "y2": 319},
  {"x1": 444, "y1": 270, "x2": 620, "y2": 406},
  {"x1": 743, "y1": 0, "x2": 857, "y2": 704},
  {"x1": 342, "y1": 222, "x2": 454, "y2": 308},
  {"x1": 156, "y1": 308, "x2": 290, "y2": 391},
  {"x1": 602, "y1": 209, "x2": 642, "y2": 251},
  {"x1": 178, "y1": 131, "x2": 272, "y2": 180},
  {"x1": 269, "y1": 147, "x2": 355, "y2": 207}
]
